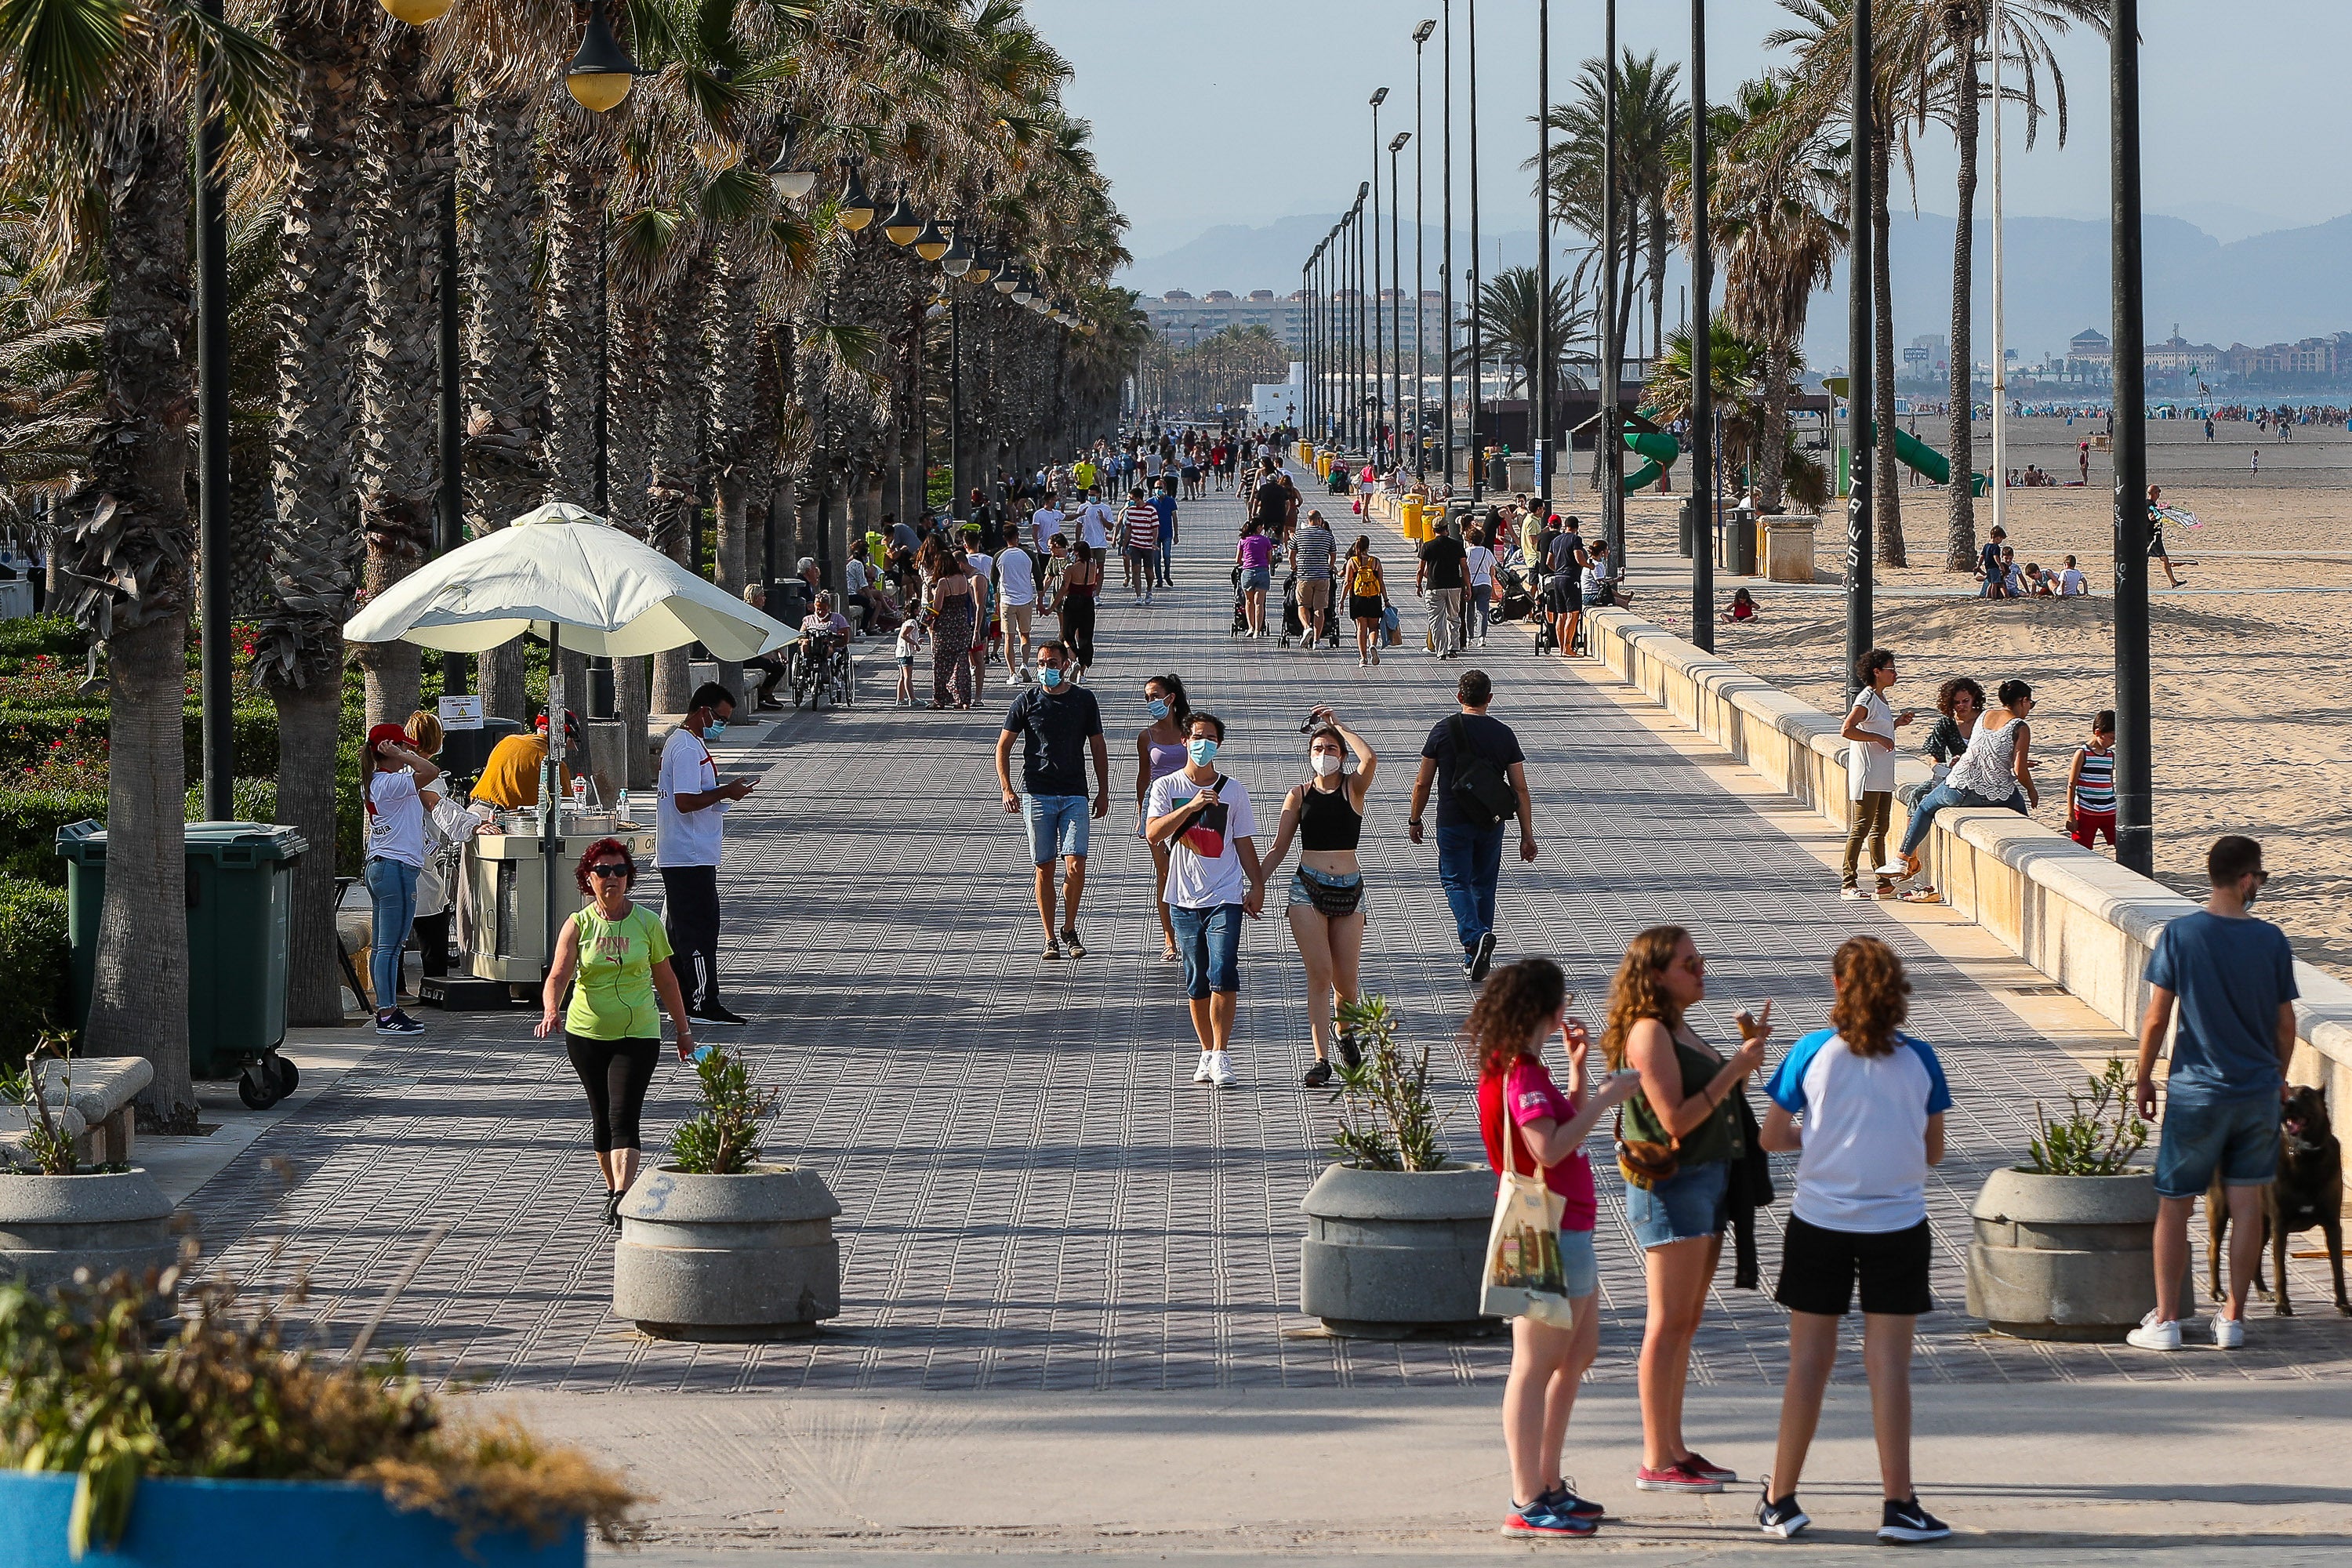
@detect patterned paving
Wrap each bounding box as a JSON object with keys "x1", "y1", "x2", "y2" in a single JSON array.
[{"x1": 187, "y1": 470, "x2": 2352, "y2": 1394}]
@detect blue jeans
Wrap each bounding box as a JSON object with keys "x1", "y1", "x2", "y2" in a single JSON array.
[
  {"x1": 1022, "y1": 793, "x2": 1091, "y2": 865},
  {"x1": 1170, "y1": 902, "x2": 1243, "y2": 999},
  {"x1": 1895, "y1": 780, "x2": 2024, "y2": 858},
  {"x1": 1158, "y1": 524, "x2": 1175, "y2": 584},
  {"x1": 1436, "y1": 819, "x2": 1504, "y2": 954},
  {"x1": 364, "y1": 857, "x2": 419, "y2": 1011}
]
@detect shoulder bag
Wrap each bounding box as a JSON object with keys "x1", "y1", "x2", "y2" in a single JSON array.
[
  {"x1": 1446, "y1": 714, "x2": 1519, "y2": 829},
  {"x1": 1480, "y1": 1076, "x2": 1574, "y2": 1327}
]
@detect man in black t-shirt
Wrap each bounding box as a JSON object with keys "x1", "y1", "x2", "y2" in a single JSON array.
[
  {"x1": 993, "y1": 641, "x2": 1111, "y2": 961},
  {"x1": 1417, "y1": 517, "x2": 1470, "y2": 658},
  {"x1": 1544, "y1": 518, "x2": 1590, "y2": 658},
  {"x1": 1407, "y1": 667, "x2": 1538, "y2": 979}
]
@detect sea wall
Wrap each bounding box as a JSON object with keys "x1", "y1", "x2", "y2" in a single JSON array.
[{"x1": 1584, "y1": 608, "x2": 2352, "y2": 1120}]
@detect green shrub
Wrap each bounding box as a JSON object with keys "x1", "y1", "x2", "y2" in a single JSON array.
[
  {"x1": 0, "y1": 615, "x2": 89, "y2": 664},
  {"x1": 182, "y1": 776, "x2": 278, "y2": 826},
  {"x1": 0, "y1": 878, "x2": 70, "y2": 1056},
  {"x1": 0, "y1": 787, "x2": 107, "y2": 887}
]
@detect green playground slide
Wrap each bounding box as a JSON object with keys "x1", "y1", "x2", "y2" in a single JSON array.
[
  {"x1": 1621, "y1": 417, "x2": 1680, "y2": 493},
  {"x1": 1623, "y1": 459, "x2": 1664, "y2": 492},
  {"x1": 1872, "y1": 422, "x2": 1989, "y2": 498}
]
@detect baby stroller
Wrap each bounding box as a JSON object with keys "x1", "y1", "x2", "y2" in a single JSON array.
[
  {"x1": 1530, "y1": 567, "x2": 1559, "y2": 655},
  {"x1": 1494, "y1": 559, "x2": 1537, "y2": 626},
  {"x1": 1229, "y1": 564, "x2": 1249, "y2": 637}
]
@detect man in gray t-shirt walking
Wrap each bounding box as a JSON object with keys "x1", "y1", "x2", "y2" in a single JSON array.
[{"x1": 1292, "y1": 509, "x2": 1336, "y2": 648}]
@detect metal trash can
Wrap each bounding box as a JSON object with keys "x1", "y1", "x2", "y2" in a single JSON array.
[{"x1": 58, "y1": 819, "x2": 306, "y2": 1079}]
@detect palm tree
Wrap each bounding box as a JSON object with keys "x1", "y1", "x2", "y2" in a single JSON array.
[
  {"x1": 0, "y1": 0, "x2": 282, "y2": 1127},
  {"x1": 1541, "y1": 51, "x2": 1688, "y2": 384},
  {"x1": 1457, "y1": 266, "x2": 1592, "y2": 408},
  {"x1": 1711, "y1": 74, "x2": 1846, "y2": 514},
  {"x1": 0, "y1": 205, "x2": 100, "y2": 523}
]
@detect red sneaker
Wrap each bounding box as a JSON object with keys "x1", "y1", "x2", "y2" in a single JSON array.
[
  {"x1": 1680, "y1": 1451, "x2": 1739, "y2": 1484},
  {"x1": 1634, "y1": 1460, "x2": 1726, "y2": 1494}
]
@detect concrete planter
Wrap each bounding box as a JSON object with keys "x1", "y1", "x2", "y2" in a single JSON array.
[
  {"x1": 0, "y1": 1169, "x2": 176, "y2": 1319},
  {"x1": 1965, "y1": 1167, "x2": 2170, "y2": 1341},
  {"x1": 1298, "y1": 1163, "x2": 1497, "y2": 1338},
  {"x1": 613, "y1": 1164, "x2": 841, "y2": 1341},
  {"x1": 0, "y1": 1472, "x2": 581, "y2": 1568}
]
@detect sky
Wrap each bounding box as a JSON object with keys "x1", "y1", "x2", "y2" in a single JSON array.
[{"x1": 1027, "y1": 0, "x2": 2352, "y2": 268}]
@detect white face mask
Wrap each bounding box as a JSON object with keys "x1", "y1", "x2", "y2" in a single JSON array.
[{"x1": 1309, "y1": 751, "x2": 1344, "y2": 778}]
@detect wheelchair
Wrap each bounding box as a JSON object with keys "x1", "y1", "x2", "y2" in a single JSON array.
[{"x1": 789, "y1": 633, "x2": 855, "y2": 709}]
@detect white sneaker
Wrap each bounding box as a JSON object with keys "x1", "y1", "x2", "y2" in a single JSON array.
[
  {"x1": 2125, "y1": 1311, "x2": 2183, "y2": 1352},
  {"x1": 1192, "y1": 1051, "x2": 1214, "y2": 1083},
  {"x1": 1841, "y1": 886, "x2": 1869, "y2": 901},
  {"x1": 2213, "y1": 1314, "x2": 2245, "y2": 1349},
  {"x1": 1874, "y1": 860, "x2": 1911, "y2": 878},
  {"x1": 1207, "y1": 1051, "x2": 1237, "y2": 1089}
]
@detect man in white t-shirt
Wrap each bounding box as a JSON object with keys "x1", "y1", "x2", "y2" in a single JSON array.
[
  {"x1": 1031, "y1": 492, "x2": 1067, "y2": 550},
  {"x1": 1142, "y1": 711, "x2": 1265, "y2": 1090},
  {"x1": 656, "y1": 683, "x2": 757, "y2": 1024},
  {"x1": 995, "y1": 521, "x2": 1040, "y2": 683},
  {"x1": 1075, "y1": 488, "x2": 1112, "y2": 553}
]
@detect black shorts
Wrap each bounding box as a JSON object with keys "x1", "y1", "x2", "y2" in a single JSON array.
[
  {"x1": 1349, "y1": 593, "x2": 1383, "y2": 622},
  {"x1": 1543, "y1": 576, "x2": 1582, "y2": 615},
  {"x1": 1773, "y1": 1214, "x2": 1934, "y2": 1317}
]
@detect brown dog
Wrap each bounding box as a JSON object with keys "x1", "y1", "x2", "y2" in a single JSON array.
[{"x1": 2208, "y1": 1085, "x2": 2351, "y2": 1316}]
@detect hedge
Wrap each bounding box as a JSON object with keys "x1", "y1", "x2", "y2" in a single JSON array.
[
  {"x1": 0, "y1": 616, "x2": 89, "y2": 664},
  {"x1": 0, "y1": 877, "x2": 70, "y2": 1057},
  {"x1": 0, "y1": 702, "x2": 278, "y2": 775},
  {"x1": 0, "y1": 778, "x2": 284, "y2": 888}
]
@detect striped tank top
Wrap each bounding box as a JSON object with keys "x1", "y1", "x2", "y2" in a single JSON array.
[{"x1": 2073, "y1": 746, "x2": 2116, "y2": 814}]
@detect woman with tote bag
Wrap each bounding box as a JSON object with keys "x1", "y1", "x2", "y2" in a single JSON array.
[{"x1": 1472, "y1": 958, "x2": 1639, "y2": 1537}]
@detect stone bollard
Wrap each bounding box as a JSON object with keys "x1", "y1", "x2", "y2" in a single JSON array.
[{"x1": 615, "y1": 1165, "x2": 843, "y2": 1341}]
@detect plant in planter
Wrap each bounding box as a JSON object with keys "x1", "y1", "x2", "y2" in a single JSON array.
[
  {"x1": 1968, "y1": 1057, "x2": 2170, "y2": 1341},
  {"x1": 0, "y1": 1037, "x2": 174, "y2": 1316},
  {"x1": 612, "y1": 1046, "x2": 842, "y2": 1341},
  {"x1": 0, "y1": 1265, "x2": 638, "y2": 1565},
  {"x1": 1298, "y1": 995, "x2": 1497, "y2": 1338}
]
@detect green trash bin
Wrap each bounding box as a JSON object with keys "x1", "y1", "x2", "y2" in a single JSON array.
[{"x1": 57, "y1": 819, "x2": 308, "y2": 1080}]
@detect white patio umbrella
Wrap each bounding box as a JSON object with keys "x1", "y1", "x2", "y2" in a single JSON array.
[
  {"x1": 344, "y1": 501, "x2": 792, "y2": 659},
  {"x1": 344, "y1": 501, "x2": 792, "y2": 980}
]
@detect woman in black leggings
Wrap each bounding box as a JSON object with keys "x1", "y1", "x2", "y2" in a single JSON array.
[
  {"x1": 537, "y1": 838, "x2": 695, "y2": 1229},
  {"x1": 1060, "y1": 539, "x2": 1102, "y2": 670}
]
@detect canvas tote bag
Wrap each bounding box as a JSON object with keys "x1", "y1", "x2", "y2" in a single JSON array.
[{"x1": 1479, "y1": 1081, "x2": 1575, "y2": 1327}]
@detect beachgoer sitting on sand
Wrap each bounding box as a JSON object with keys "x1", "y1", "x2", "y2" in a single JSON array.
[{"x1": 1722, "y1": 586, "x2": 1759, "y2": 625}]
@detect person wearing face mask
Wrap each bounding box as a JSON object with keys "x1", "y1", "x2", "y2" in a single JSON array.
[
  {"x1": 656, "y1": 684, "x2": 757, "y2": 1024},
  {"x1": 1134, "y1": 673, "x2": 1193, "y2": 964},
  {"x1": 1255, "y1": 707, "x2": 1377, "y2": 1087},
  {"x1": 996, "y1": 641, "x2": 1111, "y2": 961},
  {"x1": 1144, "y1": 713, "x2": 1267, "y2": 1090}
]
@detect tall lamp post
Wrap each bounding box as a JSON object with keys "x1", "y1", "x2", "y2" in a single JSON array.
[
  {"x1": 1534, "y1": 0, "x2": 1552, "y2": 510},
  {"x1": 1843, "y1": 0, "x2": 1873, "y2": 699},
  {"x1": 1414, "y1": 19, "x2": 1435, "y2": 478},
  {"x1": 1369, "y1": 89, "x2": 1388, "y2": 464},
  {"x1": 195, "y1": 0, "x2": 231, "y2": 820},
  {"x1": 1440, "y1": 2, "x2": 1457, "y2": 493},
  {"x1": 2111, "y1": 0, "x2": 2151, "y2": 873},
  {"x1": 1599, "y1": 0, "x2": 1621, "y2": 561},
  {"x1": 1689, "y1": 0, "x2": 1714, "y2": 651},
  {"x1": 1466, "y1": 0, "x2": 1483, "y2": 500},
  {"x1": 1389, "y1": 129, "x2": 1409, "y2": 474}
]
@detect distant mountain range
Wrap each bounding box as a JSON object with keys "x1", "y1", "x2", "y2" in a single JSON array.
[{"x1": 1118, "y1": 210, "x2": 2352, "y2": 366}]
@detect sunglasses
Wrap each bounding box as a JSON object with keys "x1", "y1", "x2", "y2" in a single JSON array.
[{"x1": 589, "y1": 863, "x2": 631, "y2": 879}]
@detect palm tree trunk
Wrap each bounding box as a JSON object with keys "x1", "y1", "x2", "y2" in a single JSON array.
[
  {"x1": 1944, "y1": 16, "x2": 1981, "y2": 572},
  {"x1": 460, "y1": 93, "x2": 546, "y2": 721},
  {"x1": 608, "y1": 296, "x2": 653, "y2": 784},
  {"x1": 1871, "y1": 127, "x2": 1906, "y2": 566},
  {"x1": 1755, "y1": 336, "x2": 1792, "y2": 514},
  {"x1": 648, "y1": 255, "x2": 706, "y2": 718},
  {"x1": 355, "y1": 32, "x2": 450, "y2": 729},
  {"x1": 64, "y1": 108, "x2": 196, "y2": 1125},
  {"x1": 261, "y1": 0, "x2": 369, "y2": 1030}
]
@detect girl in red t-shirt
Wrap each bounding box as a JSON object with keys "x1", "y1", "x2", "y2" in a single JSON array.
[{"x1": 1472, "y1": 958, "x2": 1640, "y2": 1536}]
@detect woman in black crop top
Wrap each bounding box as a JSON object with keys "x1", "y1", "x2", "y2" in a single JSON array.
[{"x1": 1259, "y1": 706, "x2": 1378, "y2": 1087}]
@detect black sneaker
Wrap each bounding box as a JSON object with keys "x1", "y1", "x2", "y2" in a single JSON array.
[
  {"x1": 1470, "y1": 931, "x2": 1497, "y2": 982},
  {"x1": 602, "y1": 1189, "x2": 623, "y2": 1230},
  {"x1": 693, "y1": 1004, "x2": 748, "y2": 1025},
  {"x1": 1059, "y1": 924, "x2": 1087, "y2": 958},
  {"x1": 1540, "y1": 1479, "x2": 1606, "y2": 1523},
  {"x1": 1756, "y1": 1478, "x2": 1809, "y2": 1539},
  {"x1": 1336, "y1": 1032, "x2": 1363, "y2": 1071},
  {"x1": 1878, "y1": 1496, "x2": 1951, "y2": 1544},
  {"x1": 1302, "y1": 1059, "x2": 1334, "y2": 1088}
]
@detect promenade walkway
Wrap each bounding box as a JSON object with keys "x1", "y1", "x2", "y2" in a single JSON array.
[{"x1": 171, "y1": 471, "x2": 2352, "y2": 1553}]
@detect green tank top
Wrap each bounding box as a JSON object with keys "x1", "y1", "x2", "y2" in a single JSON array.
[
  {"x1": 564, "y1": 903, "x2": 673, "y2": 1040},
  {"x1": 1621, "y1": 1025, "x2": 1741, "y2": 1167}
]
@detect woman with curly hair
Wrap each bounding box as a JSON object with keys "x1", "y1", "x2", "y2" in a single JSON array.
[
  {"x1": 1471, "y1": 958, "x2": 1641, "y2": 1536},
  {"x1": 1755, "y1": 937, "x2": 1952, "y2": 1544},
  {"x1": 1602, "y1": 925, "x2": 1771, "y2": 1496},
  {"x1": 535, "y1": 838, "x2": 696, "y2": 1230}
]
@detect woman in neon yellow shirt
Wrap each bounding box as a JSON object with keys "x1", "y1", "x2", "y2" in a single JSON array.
[{"x1": 537, "y1": 837, "x2": 695, "y2": 1229}]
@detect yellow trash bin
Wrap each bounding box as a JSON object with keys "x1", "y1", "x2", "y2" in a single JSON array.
[{"x1": 1401, "y1": 497, "x2": 1425, "y2": 542}]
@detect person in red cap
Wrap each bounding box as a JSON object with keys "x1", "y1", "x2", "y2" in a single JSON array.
[{"x1": 363, "y1": 722, "x2": 442, "y2": 1035}]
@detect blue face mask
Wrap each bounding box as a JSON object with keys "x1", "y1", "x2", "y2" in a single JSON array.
[
  {"x1": 706, "y1": 718, "x2": 728, "y2": 737},
  {"x1": 1040, "y1": 666, "x2": 1065, "y2": 690},
  {"x1": 1146, "y1": 699, "x2": 1170, "y2": 720},
  {"x1": 1187, "y1": 738, "x2": 1219, "y2": 766}
]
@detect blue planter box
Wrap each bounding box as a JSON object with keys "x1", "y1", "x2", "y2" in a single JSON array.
[{"x1": 0, "y1": 1472, "x2": 586, "y2": 1568}]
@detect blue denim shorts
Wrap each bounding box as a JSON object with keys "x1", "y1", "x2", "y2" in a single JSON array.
[
  {"x1": 1624, "y1": 1158, "x2": 1731, "y2": 1250},
  {"x1": 1022, "y1": 793, "x2": 1090, "y2": 865},
  {"x1": 1559, "y1": 1226, "x2": 1599, "y2": 1300},
  {"x1": 1240, "y1": 566, "x2": 1272, "y2": 592},
  {"x1": 2154, "y1": 1093, "x2": 2279, "y2": 1199},
  {"x1": 1170, "y1": 902, "x2": 1242, "y2": 998}
]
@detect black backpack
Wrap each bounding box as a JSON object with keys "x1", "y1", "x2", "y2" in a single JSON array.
[{"x1": 1446, "y1": 715, "x2": 1518, "y2": 828}]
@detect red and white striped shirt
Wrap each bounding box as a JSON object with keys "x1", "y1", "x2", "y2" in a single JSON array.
[{"x1": 1124, "y1": 504, "x2": 1160, "y2": 552}]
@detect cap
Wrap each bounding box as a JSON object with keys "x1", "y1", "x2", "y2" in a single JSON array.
[{"x1": 365, "y1": 722, "x2": 410, "y2": 753}]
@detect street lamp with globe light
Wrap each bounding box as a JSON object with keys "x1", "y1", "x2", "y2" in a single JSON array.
[{"x1": 565, "y1": 0, "x2": 637, "y2": 113}]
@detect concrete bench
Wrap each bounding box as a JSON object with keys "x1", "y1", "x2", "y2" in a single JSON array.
[{"x1": 1, "y1": 1056, "x2": 151, "y2": 1170}]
